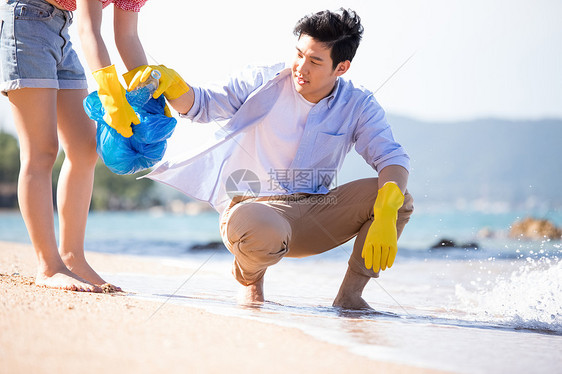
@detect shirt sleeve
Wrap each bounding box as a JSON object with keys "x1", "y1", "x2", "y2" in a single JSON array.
[
  {"x1": 183, "y1": 64, "x2": 284, "y2": 123},
  {"x1": 353, "y1": 94, "x2": 410, "y2": 173}
]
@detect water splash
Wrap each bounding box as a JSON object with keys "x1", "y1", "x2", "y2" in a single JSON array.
[{"x1": 455, "y1": 258, "x2": 562, "y2": 333}]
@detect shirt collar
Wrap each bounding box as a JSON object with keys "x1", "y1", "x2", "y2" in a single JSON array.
[{"x1": 325, "y1": 78, "x2": 341, "y2": 109}]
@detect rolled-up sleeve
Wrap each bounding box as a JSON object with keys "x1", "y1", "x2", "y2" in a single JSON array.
[
  {"x1": 354, "y1": 95, "x2": 410, "y2": 173},
  {"x1": 182, "y1": 64, "x2": 284, "y2": 124}
]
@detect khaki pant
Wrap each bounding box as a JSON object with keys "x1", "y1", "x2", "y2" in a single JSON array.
[{"x1": 220, "y1": 178, "x2": 414, "y2": 286}]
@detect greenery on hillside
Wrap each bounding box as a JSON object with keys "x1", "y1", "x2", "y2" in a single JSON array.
[
  {"x1": 0, "y1": 132, "x2": 20, "y2": 208},
  {"x1": 0, "y1": 131, "x2": 156, "y2": 210},
  {"x1": 0, "y1": 131, "x2": 19, "y2": 182}
]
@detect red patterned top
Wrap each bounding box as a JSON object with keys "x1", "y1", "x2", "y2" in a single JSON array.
[{"x1": 52, "y1": 0, "x2": 147, "y2": 12}]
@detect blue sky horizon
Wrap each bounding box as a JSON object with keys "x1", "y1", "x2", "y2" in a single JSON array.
[{"x1": 1, "y1": 0, "x2": 561, "y2": 133}]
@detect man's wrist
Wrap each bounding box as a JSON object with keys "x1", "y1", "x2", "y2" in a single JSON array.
[{"x1": 374, "y1": 182, "x2": 404, "y2": 211}]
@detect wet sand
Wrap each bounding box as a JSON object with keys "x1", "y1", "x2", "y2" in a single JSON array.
[{"x1": 0, "y1": 241, "x2": 448, "y2": 374}]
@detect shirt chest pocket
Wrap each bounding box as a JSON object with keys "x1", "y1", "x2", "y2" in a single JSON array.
[{"x1": 312, "y1": 131, "x2": 348, "y2": 166}]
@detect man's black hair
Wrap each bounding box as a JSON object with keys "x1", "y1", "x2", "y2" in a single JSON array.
[{"x1": 293, "y1": 8, "x2": 364, "y2": 69}]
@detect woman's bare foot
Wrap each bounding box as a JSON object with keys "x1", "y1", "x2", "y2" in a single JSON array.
[
  {"x1": 332, "y1": 267, "x2": 373, "y2": 310},
  {"x1": 35, "y1": 266, "x2": 101, "y2": 292},
  {"x1": 61, "y1": 252, "x2": 121, "y2": 291}
]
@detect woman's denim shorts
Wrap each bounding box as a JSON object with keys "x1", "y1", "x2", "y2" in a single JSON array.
[{"x1": 0, "y1": 0, "x2": 87, "y2": 95}]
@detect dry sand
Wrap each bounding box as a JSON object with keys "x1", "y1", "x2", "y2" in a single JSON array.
[{"x1": 0, "y1": 241, "x2": 449, "y2": 374}]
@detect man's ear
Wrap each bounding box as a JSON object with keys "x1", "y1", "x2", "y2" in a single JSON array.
[{"x1": 335, "y1": 60, "x2": 351, "y2": 77}]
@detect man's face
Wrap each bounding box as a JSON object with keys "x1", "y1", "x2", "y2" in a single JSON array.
[{"x1": 291, "y1": 34, "x2": 349, "y2": 103}]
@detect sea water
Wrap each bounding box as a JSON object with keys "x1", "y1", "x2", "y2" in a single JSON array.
[
  {"x1": 1, "y1": 209, "x2": 561, "y2": 373},
  {"x1": 106, "y1": 254, "x2": 561, "y2": 373}
]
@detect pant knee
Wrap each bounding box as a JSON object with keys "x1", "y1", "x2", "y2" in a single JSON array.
[
  {"x1": 233, "y1": 218, "x2": 290, "y2": 258},
  {"x1": 225, "y1": 203, "x2": 291, "y2": 270},
  {"x1": 227, "y1": 206, "x2": 291, "y2": 286},
  {"x1": 398, "y1": 192, "x2": 414, "y2": 224}
]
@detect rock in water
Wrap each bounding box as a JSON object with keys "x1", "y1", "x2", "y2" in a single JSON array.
[{"x1": 509, "y1": 217, "x2": 562, "y2": 240}]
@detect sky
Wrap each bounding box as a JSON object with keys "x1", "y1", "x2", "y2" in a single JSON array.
[{"x1": 1, "y1": 0, "x2": 561, "y2": 133}]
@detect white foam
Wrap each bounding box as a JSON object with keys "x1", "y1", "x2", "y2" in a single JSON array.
[{"x1": 455, "y1": 259, "x2": 562, "y2": 332}]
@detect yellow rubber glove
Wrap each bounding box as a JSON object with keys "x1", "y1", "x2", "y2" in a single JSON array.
[
  {"x1": 123, "y1": 65, "x2": 172, "y2": 117},
  {"x1": 127, "y1": 64, "x2": 189, "y2": 101},
  {"x1": 362, "y1": 182, "x2": 405, "y2": 272},
  {"x1": 122, "y1": 65, "x2": 145, "y2": 86},
  {"x1": 92, "y1": 65, "x2": 140, "y2": 138}
]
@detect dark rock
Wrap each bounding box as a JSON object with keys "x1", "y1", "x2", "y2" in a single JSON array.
[
  {"x1": 460, "y1": 242, "x2": 479, "y2": 249},
  {"x1": 431, "y1": 238, "x2": 456, "y2": 249},
  {"x1": 430, "y1": 238, "x2": 479, "y2": 250},
  {"x1": 190, "y1": 241, "x2": 226, "y2": 251}
]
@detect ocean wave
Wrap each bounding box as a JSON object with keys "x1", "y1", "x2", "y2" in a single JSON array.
[{"x1": 454, "y1": 258, "x2": 562, "y2": 333}]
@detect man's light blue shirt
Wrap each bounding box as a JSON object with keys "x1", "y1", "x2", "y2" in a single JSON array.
[{"x1": 146, "y1": 63, "x2": 410, "y2": 215}]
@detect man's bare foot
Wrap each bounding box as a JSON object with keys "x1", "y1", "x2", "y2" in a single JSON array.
[
  {"x1": 333, "y1": 293, "x2": 373, "y2": 310},
  {"x1": 239, "y1": 277, "x2": 265, "y2": 305},
  {"x1": 35, "y1": 267, "x2": 101, "y2": 293},
  {"x1": 332, "y1": 267, "x2": 373, "y2": 310},
  {"x1": 61, "y1": 252, "x2": 121, "y2": 291}
]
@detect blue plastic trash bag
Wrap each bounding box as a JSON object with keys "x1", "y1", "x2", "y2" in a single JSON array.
[{"x1": 83, "y1": 91, "x2": 177, "y2": 175}]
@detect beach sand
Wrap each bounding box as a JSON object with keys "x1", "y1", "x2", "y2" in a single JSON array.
[{"x1": 0, "y1": 241, "x2": 448, "y2": 374}]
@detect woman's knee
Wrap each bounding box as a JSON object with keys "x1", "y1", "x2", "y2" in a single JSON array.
[
  {"x1": 61, "y1": 136, "x2": 98, "y2": 169},
  {"x1": 64, "y1": 148, "x2": 98, "y2": 170},
  {"x1": 20, "y1": 141, "x2": 59, "y2": 172}
]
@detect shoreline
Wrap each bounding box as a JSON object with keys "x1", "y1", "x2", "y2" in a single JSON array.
[{"x1": 0, "y1": 241, "x2": 448, "y2": 374}]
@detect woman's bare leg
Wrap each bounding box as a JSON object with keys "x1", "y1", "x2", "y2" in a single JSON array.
[
  {"x1": 56, "y1": 88, "x2": 111, "y2": 286},
  {"x1": 9, "y1": 88, "x2": 99, "y2": 292}
]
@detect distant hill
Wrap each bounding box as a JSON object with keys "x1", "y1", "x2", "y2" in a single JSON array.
[{"x1": 338, "y1": 115, "x2": 562, "y2": 210}]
